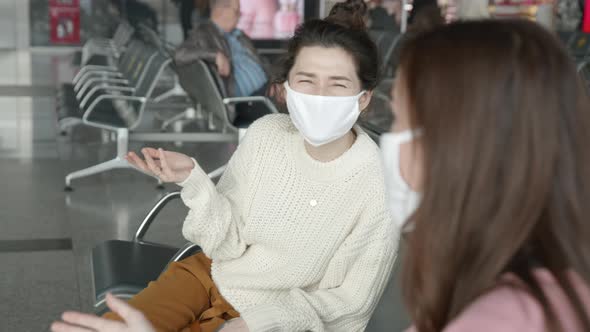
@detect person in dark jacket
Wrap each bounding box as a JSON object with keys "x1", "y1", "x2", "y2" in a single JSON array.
[{"x1": 174, "y1": 0, "x2": 268, "y2": 98}]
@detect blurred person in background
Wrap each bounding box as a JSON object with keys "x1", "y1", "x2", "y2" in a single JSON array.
[
  {"x1": 390, "y1": 0, "x2": 443, "y2": 72},
  {"x1": 172, "y1": 0, "x2": 210, "y2": 40},
  {"x1": 382, "y1": 0, "x2": 403, "y2": 26},
  {"x1": 174, "y1": 0, "x2": 268, "y2": 99},
  {"x1": 368, "y1": 0, "x2": 399, "y2": 31},
  {"x1": 407, "y1": 0, "x2": 443, "y2": 28}
]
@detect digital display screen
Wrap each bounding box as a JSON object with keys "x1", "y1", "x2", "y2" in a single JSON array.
[{"x1": 237, "y1": 0, "x2": 304, "y2": 39}]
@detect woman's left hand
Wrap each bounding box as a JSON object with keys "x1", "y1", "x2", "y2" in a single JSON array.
[
  {"x1": 51, "y1": 293, "x2": 155, "y2": 332},
  {"x1": 216, "y1": 318, "x2": 250, "y2": 332}
]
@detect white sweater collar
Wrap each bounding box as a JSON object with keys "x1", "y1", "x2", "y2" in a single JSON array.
[{"x1": 287, "y1": 125, "x2": 377, "y2": 182}]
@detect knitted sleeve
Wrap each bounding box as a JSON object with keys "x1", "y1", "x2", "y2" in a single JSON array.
[
  {"x1": 240, "y1": 199, "x2": 399, "y2": 331},
  {"x1": 179, "y1": 123, "x2": 258, "y2": 261}
]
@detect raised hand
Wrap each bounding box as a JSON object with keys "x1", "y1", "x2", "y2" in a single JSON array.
[
  {"x1": 126, "y1": 148, "x2": 195, "y2": 183},
  {"x1": 51, "y1": 293, "x2": 155, "y2": 332}
]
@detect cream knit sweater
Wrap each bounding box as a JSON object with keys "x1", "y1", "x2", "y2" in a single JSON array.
[{"x1": 179, "y1": 114, "x2": 398, "y2": 331}]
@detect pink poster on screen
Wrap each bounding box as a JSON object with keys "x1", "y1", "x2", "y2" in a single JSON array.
[{"x1": 238, "y1": 0, "x2": 304, "y2": 39}]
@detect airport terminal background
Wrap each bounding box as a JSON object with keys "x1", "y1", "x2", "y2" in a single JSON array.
[{"x1": 0, "y1": 0, "x2": 588, "y2": 331}]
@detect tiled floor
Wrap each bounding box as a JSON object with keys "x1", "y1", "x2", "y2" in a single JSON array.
[{"x1": 0, "y1": 50, "x2": 407, "y2": 332}]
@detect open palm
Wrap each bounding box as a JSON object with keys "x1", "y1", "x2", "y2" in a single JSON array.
[
  {"x1": 126, "y1": 148, "x2": 195, "y2": 183},
  {"x1": 51, "y1": 293, "x2": 155, "y2": 332}
]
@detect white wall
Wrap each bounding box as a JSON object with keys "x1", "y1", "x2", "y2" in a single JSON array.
[{"x1": 0, "y1": 0, "x2": 30, "y2": 49}]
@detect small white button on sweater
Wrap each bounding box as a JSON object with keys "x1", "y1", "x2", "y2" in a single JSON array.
[{"x1": 179, "y1": 114, "x2": 399, "y2": 332}]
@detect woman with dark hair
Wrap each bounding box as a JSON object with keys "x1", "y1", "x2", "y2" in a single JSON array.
[
  {"x1": 382, "y1": 20, "x2": 590, "y2": 331},
  {"x1": 52, "y1": 1, "x2": 396, "y2": 332}
]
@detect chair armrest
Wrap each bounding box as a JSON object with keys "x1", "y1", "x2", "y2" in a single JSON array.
[
  {"x1": 133, "y1": 164, "x2": 228, "y2": 242},
  {"x1": 82, "y1": 94, "x2": 145, "y2": 126},
  {"x1": 80, "y1": 85, "x2": 135, "y2": 109},
  {"x1": 134, "y1": 191, "x2": 182, "y2": 242},
  {"x1": 223, "y1": 96, "x2": 279, "y2": 114},
  {"x1": 74, "y1": 71, "x2": 124, "y2": 90},
  {"x1": 169, "y1": 243, "x2": 202, "y2": 264},
  {"x1": 86, "y1": 38, "x2": 114, "y2": 47},
  {"x1": 76, "y1": 78, "x2": 130, "y2": 100},
  {"x1": 74, "y1": 66, "x2": 120, "y2": 83}
]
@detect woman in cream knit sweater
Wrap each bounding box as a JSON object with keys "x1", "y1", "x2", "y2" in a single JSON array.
[{"x1": 52, "y1": 1, "x2": 398, "y2": 332}]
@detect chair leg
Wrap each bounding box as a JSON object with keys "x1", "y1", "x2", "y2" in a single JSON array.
[
  {"x1": 153, "y1": 75, "x2": 187, "y2": 103},
  {"x1": 64, "y1": 128, "x2": 162, "y2": 189},
  {"x1": 161, "y1": 108, "x2": 191, "y2": 131},
  {"x1": 65, "y1": 157, "x2": 129, "y2": 188},
  {"x1": 160, "y1": 105, "x2": 204, "y2": 132},
  {"x1": 58, "y1": 118, "x2": 83, "y2": 133}
]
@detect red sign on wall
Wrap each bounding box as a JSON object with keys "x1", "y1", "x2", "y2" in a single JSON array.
[
  {"x1": 49, "y1": 0, "x2": 80, "y2": 44},
  {"x1": 583, "y1": 0, "x2": 590, "y2": 33}
]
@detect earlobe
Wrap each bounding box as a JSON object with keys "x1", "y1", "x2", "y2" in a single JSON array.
[{"x1": 359, "y1": 91, "x2": 373, "y2": 111}]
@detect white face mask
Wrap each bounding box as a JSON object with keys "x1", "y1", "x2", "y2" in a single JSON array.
[
  {"x1": 380, "y1": 130, "x2": 422, "y2": 232},
  {"x1": 284, "y1": 81, "x2": 365, "y2": 146}
]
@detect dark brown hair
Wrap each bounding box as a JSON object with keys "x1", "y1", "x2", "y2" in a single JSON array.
[
  {"x1": 398, "y1": 20, "x2": 590, "y2": 332},
  {"x1": 272, "y1": 0, "x2": 380, "y2": 91}
]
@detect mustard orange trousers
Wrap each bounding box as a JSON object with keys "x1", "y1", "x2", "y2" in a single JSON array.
[{"x1": 103, "y1": 253, "x2": 240, "y2": 332}]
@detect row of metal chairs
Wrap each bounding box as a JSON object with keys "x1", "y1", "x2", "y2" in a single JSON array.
[
  {"x1": 57, "y1": 23, "x2": 280, "y2": 191},
  {"x1": 81, "y1": 21, "x2": 135, "y2": 67},
  {"x1": 59, "y1": 37, "x2": 173, "y2": 190}
]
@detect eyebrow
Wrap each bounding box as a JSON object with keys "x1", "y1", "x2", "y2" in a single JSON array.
[
  {"x1": 294, "y1": 72, "x2": 352, "y2": 82},
  {"x1": 329, "y1": 76, "x2": 352, "y2": 82},
  {"x1": 294, "y1": 71, "x2": 316, "y2": 78}
]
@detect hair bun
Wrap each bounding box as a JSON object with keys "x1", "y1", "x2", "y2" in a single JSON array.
[{"x1": 326, "y1": 0, "x2": 368, "y2": 31}]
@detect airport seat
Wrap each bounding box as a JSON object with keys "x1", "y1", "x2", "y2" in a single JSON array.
[
  {"x1": 91, "y1": 191, "x2": 204, "y2": 315},
  {"x1": 57, "y1": 39, "x2": 154, "y2": 133},
  {"x1": 81, "y1": 21, "x2": 135, "y2": 67},
  {"x1": 176, "y1": 58, "x2": 279, "y2": 140},
  {"x1": 63, "y1": 44, "x2": 172, "y2": 189}
]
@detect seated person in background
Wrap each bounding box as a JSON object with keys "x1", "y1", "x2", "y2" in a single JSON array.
[
  {"x1": 174, "y1": 0, "x2": 268, "y2": 99},
  {"x1": 52, "y1": 1, "x2": 397, "y2": 332},
  {"x1": 108, "y1": 0, "x2": 159, "y2": 30},
  {"x1": 367, "y1": 0, "x2": 399, "y2": 31},
  {"x1": 390, "y1": 0, "x2": 443, "y2": 71},
  {"x1": 384, "y1": 20, "x2": 590, "y2": 331}
]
